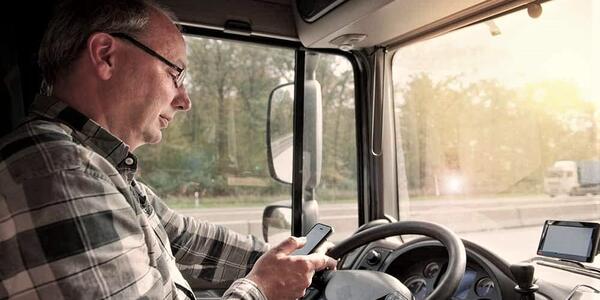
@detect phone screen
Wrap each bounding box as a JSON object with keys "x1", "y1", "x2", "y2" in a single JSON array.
[{"x1": 291, "y1": 223, "x2": 333, "y2": 256}]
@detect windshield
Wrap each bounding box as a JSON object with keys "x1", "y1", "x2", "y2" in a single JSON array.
[{"x1": 392, "y1": 0, "x2": 598, "y2": 264}]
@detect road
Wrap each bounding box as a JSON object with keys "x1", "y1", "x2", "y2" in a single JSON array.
[
  {"x1": 178, "y1": 194, "x2": 581, "y2": 223},
  {"x1": 175, "y1": 194, "x2": 600, "y2": 265}
]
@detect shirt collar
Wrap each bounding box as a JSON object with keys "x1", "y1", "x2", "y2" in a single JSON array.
[{"x1": 29, "y1": 94, "x2": 138, "y2": 179}]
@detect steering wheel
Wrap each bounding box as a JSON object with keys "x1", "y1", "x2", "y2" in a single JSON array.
[{"x1": 308, "y1": 221, "x2": 466, "y2": 300}]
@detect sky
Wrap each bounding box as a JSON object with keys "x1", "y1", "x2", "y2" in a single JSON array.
[{"x1": 392, "y1": 0, "x2": 598, "y2": 104}]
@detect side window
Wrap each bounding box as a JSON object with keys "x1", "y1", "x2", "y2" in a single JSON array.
[{"x1": 137, "y1": 36, "x2": 358, "y2": 242}]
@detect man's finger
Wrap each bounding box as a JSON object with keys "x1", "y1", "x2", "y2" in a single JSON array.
[
  {"x1": 306, "y1": 254, "x2": 338, "y2": 271},
  {"x1": 273, "y1": 236, "x2": 306, "y2": 254},
  {"x1": 313, "y1": 241, "x2": 334, "y2": 255}
]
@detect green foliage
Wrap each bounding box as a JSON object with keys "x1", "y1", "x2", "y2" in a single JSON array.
[
  {"x1": 136, "y1": 38, "x2": 358, "y2": 203},
  {"x1": 397, "y1": 74, "x2": 596, "y2": 196},
  {"x1": 317, "y1": 55, "x2": 357, "y2": 193},
  {"x1": 138, "y1": 37, "x2": 295, "y2": 197}
]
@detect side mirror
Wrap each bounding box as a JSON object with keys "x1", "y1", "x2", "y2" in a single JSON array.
[
  {"x1": 262, "y1": 203, "x2": 292, "y2": 242},
  {"x1": 266, "y1": 52, "x2": 323, "y2": 235},
  {"x1": 267, "y1": 83, "x2": 295, "y2": 183},
  {"x1": 266, "y1": 52, "x2": 323, "y2": 189}
]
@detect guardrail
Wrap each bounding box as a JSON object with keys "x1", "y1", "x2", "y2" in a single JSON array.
[
  {"x1": 409, "y1": 199, "x2": 600, "y2": 233},
  {"x1": 191, "y1": 198, "x2": 600, "y2": 239}
]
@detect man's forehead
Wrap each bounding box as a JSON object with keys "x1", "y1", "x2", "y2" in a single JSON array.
[
  {"x1": 169, "y1": 38, "x2": 187, "y2": 69},
  {"x1": 142, "y1": 16, "x2": 187, "y2": 67}
]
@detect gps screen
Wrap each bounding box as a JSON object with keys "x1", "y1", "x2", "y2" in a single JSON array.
[{"x1": 538, "y1": 221, "x2": 600, "y2": 262}]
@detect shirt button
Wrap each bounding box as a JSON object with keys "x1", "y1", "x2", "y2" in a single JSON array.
[{"x1": 125, "y1": 157, "x2": 135, "y2": 165}]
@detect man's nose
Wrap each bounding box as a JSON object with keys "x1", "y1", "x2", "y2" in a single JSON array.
[{"x1": 172, "y1": 86, "x2": 191, "y2": 111}]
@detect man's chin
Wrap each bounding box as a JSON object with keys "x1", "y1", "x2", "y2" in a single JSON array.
[
  {"x1": 143, "y1": 131, "x2": 163, "y2": 145},
  {"x1": 150, "y1": 134, "x2": 163, "y2": 144}
]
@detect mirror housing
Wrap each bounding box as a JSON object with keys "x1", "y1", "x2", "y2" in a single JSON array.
[
  {"x1": 266, "y1": 52, "x2": 323, "y2": 236},
  {"x1": 262, "y1": 203, "x2": 292, "y2": 242},
  {"x1": 266, "y1": 52, "x2": 323, "y2": 189}
]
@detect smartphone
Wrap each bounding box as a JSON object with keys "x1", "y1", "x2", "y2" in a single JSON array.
[{"x1": 291, "y1": 223, "x2": 333, "y2": 256}]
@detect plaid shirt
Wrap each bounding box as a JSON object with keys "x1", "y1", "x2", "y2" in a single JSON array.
[{"x1": 0, "y1": 95, "x2": 268, "y2": 300}]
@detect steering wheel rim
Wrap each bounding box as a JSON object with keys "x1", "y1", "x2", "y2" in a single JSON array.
[{"x1": 326, "y1": 221, "x2": 466, "y2": 300}]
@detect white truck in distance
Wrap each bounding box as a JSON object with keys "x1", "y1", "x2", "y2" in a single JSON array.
[{"x1": 543, "y1": 160, "x2": 600, "y2": 196}]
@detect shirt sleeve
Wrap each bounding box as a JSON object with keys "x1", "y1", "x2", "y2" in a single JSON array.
[
  {"x1": 222, "y1": 278, "x2": 267, "y2": 300},
  {"x1": 0, "y1": 166, "x2": 166, "y2": 299},
  {"x1": 142, "y1": 184, "x2": 269, "y2": 283}
]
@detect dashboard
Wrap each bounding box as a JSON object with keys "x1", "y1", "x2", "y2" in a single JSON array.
[
  {"x1": 343, "y1": 238, "x2": 518, "y2": 300},
  {"x1": 383, "y1": 246, "x2": 500, "y2": 300}
]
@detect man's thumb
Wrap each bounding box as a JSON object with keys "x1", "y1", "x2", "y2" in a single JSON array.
[{"x1": 274, "y1": 236, "x2": 306, "y2": 254}]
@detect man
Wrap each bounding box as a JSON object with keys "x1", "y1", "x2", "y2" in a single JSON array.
[{"x1": 0, "y1": 0, "x2": 336, "y2": 299}]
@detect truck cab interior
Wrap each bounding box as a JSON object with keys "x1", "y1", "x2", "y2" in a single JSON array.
[{"x1": 2, "y1": 0, "x2": 600, "y2": 299}]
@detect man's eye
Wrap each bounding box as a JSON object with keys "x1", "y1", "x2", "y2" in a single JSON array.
[{"x1": 169, "y1": 73, "x2": 178, "y2": 85}]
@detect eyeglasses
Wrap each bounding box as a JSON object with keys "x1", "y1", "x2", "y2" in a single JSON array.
[{"x1": 110, "y1": 32, "x2": 186, "y2": 88}]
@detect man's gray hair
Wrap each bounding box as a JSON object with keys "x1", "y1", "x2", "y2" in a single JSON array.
[{"x1": 39, "y1": 0, "x2": 176, "y2": 86}]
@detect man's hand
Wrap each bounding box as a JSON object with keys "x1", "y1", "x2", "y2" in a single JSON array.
[
  {"x1": 246, "y1": 236, "x2": 338, "y2": 299},
  {"x1": 313, "y1": 241, "x2": 335, "y2": 255}
]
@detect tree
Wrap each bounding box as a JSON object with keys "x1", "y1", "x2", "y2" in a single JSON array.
[
  {"x1": 137, "y1": 37, "x2": 295, "y2": 197},
  {"x1": 397, "y1": 73, "x2": 595, "y2": 196}
]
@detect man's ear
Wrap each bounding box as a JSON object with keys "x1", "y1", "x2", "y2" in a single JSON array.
[{"x1": 87, "y1": 33, "x2": 117, "y2": 81}]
